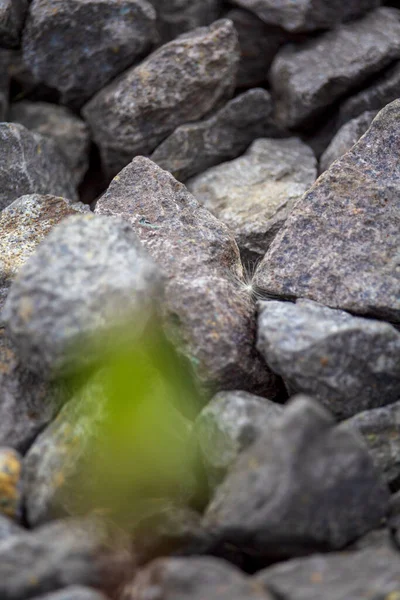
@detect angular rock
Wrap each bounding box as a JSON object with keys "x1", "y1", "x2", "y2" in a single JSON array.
[
  {"x1": 231, "y1": 0, "x2": 380, "y2": 32},
  {"x1": 0, "y1": 448, "x2": 22, "y2": 521},
  {"x1": 270, "y1": 8, "x2": 400, "y2": 128},
  {"x1": 320, "y1": 110, "x2": 377, "y2": 173},
  {"x1": 3, "y1": 214, "x2": 162, "y2": 378},
  {"x1": 0, "y1": 123, "x2": 77, "y2": 211},
  {"x1": 83, "y1": 20, "x2": 239, "y2": 177},
  {"x1": 204, "y1": 395, "x2": 389, "y2": 559},
  {"x1": 22, "y1": 0, "x2": 157, "y2": 108},
  {"x1": 0, "y1": 515, "x2": 23, "y2": 541},
  {"x1": 255, "y1": 545, "x2": 400, "y2": 600},
  {"x1": 151, "y1": 0, "x2": 221, "y2": 43},
  {"x1": 194, "y1": 390, "x2": 283, "y2": 488},
  {"x1": 0, "y1": 0, "x2": 29, "y2": 48},
  {"x1": 0, "y1": 50, "x2": 10, "y2": 120},
  {"x1": 96, "y1": 157, "x2": 282, "y2": 397},
  {"x1": 253, "y1": 100, "x2": 400, "y2": 323},
  {"x1": 151, "y1": 89, "x2": 273, "y2": 182},
  {"x1": 31, "y1": 588, "x2": 108, "y2": 600},
  {"x1": 8, "y1": 102, "x2": 90, "y2": 185},
  {"x1": 257, "y1": 299, "x2": 400, "y2": 420},
  {"x1": 188, "y1": 138, "x2": 317, "y2": 258}
]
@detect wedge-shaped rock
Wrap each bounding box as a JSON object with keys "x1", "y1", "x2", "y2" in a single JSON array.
[
  {"x1": 189, "y1": 138, "x2": 316, "y2": 258},
  {"x1": 83, "y1": 20, "x2": 239, "y2": 177},
  {"x1": 257, "y1": 299, "x2": 400, "y2": 420},
  {"x1": 254, "y1": 101, "x2": 400, "y2": 323},
  {"x1": 0, "y1": 0, "x2": 29, "y2": 48},
  {"x1": 270, "y1": 8, "x2": 400, "y2": 128},
  {"x1": 150, "y1": 89, "x2": 273, "y2": 182},
  {"x1": 150, "y1": 0, "x2": 221, "y2": 42},
  {"x1": 22, "y1": 0, "x2": 157, "y2": 108},
  {"x1": 203, "y1": 396, "x2": 389, "y2": 559}
]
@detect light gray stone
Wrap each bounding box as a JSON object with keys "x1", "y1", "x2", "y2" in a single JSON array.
[
  {"x1": 0, "y1": 0, "x2": 29, "y2": 48},
  {"x1": 0, "y1": 514, "x2": 23, "y2": 542},
  {"x1": 150, "y1": 0, "x2": 221, "y2": 43},
  {"x1": 31, "y1": 588, "x2": 108, "y2": 600},
  {"x1": 188, "y1": 138, "x2": 317, "y2": 257}
]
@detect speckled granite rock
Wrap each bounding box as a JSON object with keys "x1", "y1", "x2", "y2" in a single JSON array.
[
  {"x1": 0, "y1": 124, "x2": 77, "y2": 211},
  {"x1": 270, "y1": 8, "x2": 400, "y2": 128},
  {"x1": 31, "y1": 588, "x2": 109, "y2": 600},
  {"x1": 150, "y1": 0, "x2": 221, "y2": 43},
  {"x1": 151, "y1": 89, "x2": 273, "y2": 182},
  {"x1": 320, "y1": 110, "x2": 377, "y2": 173},
  {"x1": 257, "y1": 299, "x2": 400, "y2": 420},
  {"x1": 231, "y1": 0, "x2": 380, "y2": 32},
  {"x1": 83, "y1": 20, "x2": 239, "y2": 177},
  {"x1": 0, "y1": 447, "x2": 22, "y2": 521},
  {"x1": 253, "y1": 100, "x2": 400, "y2": 323},
  {"x1": 0, "y1": 50, "x2": 10, "y2": 120},
  {"x1": 8, "y1": 102, "x2": 90, "y2": 185},
  {"x1": 188, "y1": 138, "x2": 316, "y2": 258},
  {"x1": 96, "y1": 157, "x2": 282, "y2": 397},
  {"x1": 22, "y1": 0, "x2": 157, "y2": 108},
  {"x1": 3, "y1": 214, "x2": 162, "y2": 378},
  {"x1": 0, "y1": 0, "x2": 29, "y2": 48},
  {"x1": 203, "y1": 395, "x2": 389, "y2": 560}
]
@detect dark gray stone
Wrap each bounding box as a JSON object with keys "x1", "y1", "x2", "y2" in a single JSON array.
[
  {"x1": 22, "y1": 0, "x2": 157, "y2": 108},
  {"x1": 150, "y1": 0, "x2": 221, "y2": 43},
  {"x1": 0, "y1": 123, "x2": 77, "y2": 211},
  {"x1": 95, "y1": 157, "x2": 282, "y2": 397},
  {"x1": 8, "y1": 102, "x2": 90, "y2": 185},
  {"x1": 270, "y1": 8, "x2": 400, "y2": 128},
  {"x1": 253, "y1": 100, "x2": 400, "y2": 323},
  {"x1": 231, "y1": 0, "x2": 380, "y2": 32},
  {"x1": 320, "y1": 110, "x2": 377, "y2": 173},
  {"x1": 3, "y1": 214, "x2": 162, "y2": 378},
  {"x1": 0, "y1": 514, "x2": 23, "y2": 542},
  {"x1": 188, "y1": 138, "x2": 316, "y2": 258},
  {"x1": 255, "y1": 545, "x2": 400, "y2": 600},
  {"x1": 0, "y1": 0, "x2": 29, "y2": 48},
  {"x1": 150, "y1": 89, "x2": 273, "y2": 182},
  {"x1": 0, "y1": 50, "x2": 10, "y2": 120},
  {"x1": 83, "y1": 20, "x2": 239, "y2": 177},
  {"x1": 0, "y1": 447, "x2": 22, "y2": 521},
  {"x1": 257, "y1": 299, "x2": 400, "y2": 420},
  {"x1": 203, "y1": 395, "x2": 389, "y2": 559},
  {"x1": 31, "y1": 588, "x2": 108, "y2": 600}
]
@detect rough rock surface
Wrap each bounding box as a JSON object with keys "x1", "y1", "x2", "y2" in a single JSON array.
[
  {"x1": 253, "y1": 100, "x2": 400, "y2": 323},
  {"x1": 8, "y1": 102, "x2": 90, "y2": 185},
  {"x1": 270, "y1": 8, "x2": 400, "y2": 128},
  {"x1": 0, "y1": 123, "x2": 77, "y2": 211},
  {"x1": 0, "y1": 0, "x2": 29, "y2": 48},
  {"x1": 0, "y1": 50, "x2": 10, "y2": 120},
  {"x1": 188, "y1": 138, "x2": 317, "y2": 258},
  {"x1": 194, "y1": 390, "x2": 283, "y2": 488},
  {"x1": 320, "y1": 110, "x2": 377, "y2": 173},
  {"x1": 2, "y1": 214, "x2": 162, "y2": 378},
  {"x1": 231, "y1": 0, "x2": 380, "y2": 32},
  {"x1": 83, "y1": 20, "x2": 239, "y2": 177},
  {"x1": 22, "y1": 0, "x2": 157, "y2": 108},
  {"x1": 203, "y1": 395, "x2": 389, "y2": 559},
  {"x1": 257, "y1": 299, "x2": 400, "y2": 420},
  {"x1": 0, "y1": 447, "x2": 22, "y2": 521},
  {"x1": 151, "y1": 89, "x2": 273, "y2": 182},
  {"x1": 150, "y1": 0, "x2": 221, "y2": 43},
  {"x1": 96, "y1": 157, "x2": 281, "y2": 396},
  {"x1": 31, "y1": 588, "x2": 109, "y2": 600}
]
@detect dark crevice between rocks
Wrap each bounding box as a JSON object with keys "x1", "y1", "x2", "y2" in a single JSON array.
[{"x1": 78, "y1": 141, "x2": 110, "y2": 207}]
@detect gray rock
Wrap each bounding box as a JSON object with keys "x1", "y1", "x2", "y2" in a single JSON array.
[
  {"x1": 150, "y1": 89, "x2": 273, "y2": 182},
  {"x1": 83, "y1": 20, "x2": 239, "y2": 177},
  {"x1": 8, "y1": 102, "x2": 90, "y2": 185},
  {"x1": 0, "y1": 514, "x2": 23, "y2": 542},
  {"x1": 253, "y1": 100, "x2": 400, "y2": 323},
  {"x1": 22, "y1": 0, "x2": 157, "y2": 108},
  {"x1": 96, "y1": 157, "x2": 282, "y2": 397},
  {"x1": 257, "y1": 299, "x2": 400, "y2": 420},
  {"x1": 203, "y1": 395, "x2": 389, "y2": 559},
  {"x1": 342, "y1": 402, "x2": 400, "y2": 486},
  {"x1": 188, "y1": 138, "x2": 317, "y2": 258},
  {"x1": 255, "y1": 545, "x2": 400, "y2": 600},
  {"x1": 194, "y1": 390, "x2": 283, "y2": 488},
  {"x1": 320, "y1": 110, "x2": 377, "y2": 173},
  {"x1": 3, "y1": 214, "x2": 162, "y2": 378},
  {"x1": 0, "y1": 50, "x2": 10, "y2": 120},
  {"x1": 150, "y1": 0, "x2": 221, "y2": 43},
  {"x1": 0, "y1": 447, "x2": 22, "y2": 521},
  {"x1": 31, "y1": 588, "x2": 108, "y2": 600},
  {"x1": 0, "y1": 123, "x2": 77, "y2": 211},
  {"x1": 231, "y1": 0, "x2": 380, "y2": 32},
  {"x1": 270, "y1": 8, "x2": 400, "y2": 128},
  {"x1": 0, "y1": 0, "x2": 29, "y2": 48}
]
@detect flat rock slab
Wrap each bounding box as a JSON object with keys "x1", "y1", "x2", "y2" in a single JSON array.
[
  {"x1": 0, "y1": 0, "x2": 29, "y2": 48},
  {"x1": 0, "y1": 123, "x2": 77, "y2": 211},
  {"x1": 22, "y1": 0, "x2": 157, "y2": 108},
  {"x1": 188, "y1": 138, "x2": 316, "y2": 258},
  {"x1": 253, "y1": 100, "x2": 400, "y2": 323},
  {"x1": 150, "y1": 88, "x2": 273, "y2": 182},
  {"x1": 203, "y1": 395, "x2": 389, "y2": 559},
  {"x1": 270, "y1": 7, "x2": 400, "y2": 128},
  {"x1": 231, "y1": 0, "x2": 379, "y2": 32},
  {"x1": 257, "y1": 299, "x2": 400, "y2": 420},
  {"x1": 83, "y1": 20, "x2": 239, "y2": 177},
  {"x1": 150, "y1": 0, "x2": 221, "y2": 42}
]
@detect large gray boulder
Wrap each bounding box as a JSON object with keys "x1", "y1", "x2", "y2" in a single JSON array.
[
  {"x1": 0, "y1": 0, "x2": 29, "y2": 48},
  {"x1": 253, "y1": 101, "x2": 400, "y2": 323}
]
